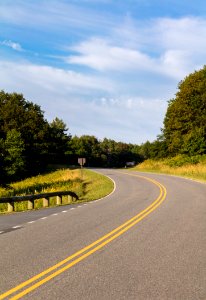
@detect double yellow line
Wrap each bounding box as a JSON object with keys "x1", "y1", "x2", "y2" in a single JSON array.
[{"x1": 0, "y1": 173, "x2": 167, "y2": 300}]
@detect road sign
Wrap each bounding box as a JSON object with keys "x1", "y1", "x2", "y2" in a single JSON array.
[{"x1": 78, "y1": 158, "x2": 86, "y2": 167}]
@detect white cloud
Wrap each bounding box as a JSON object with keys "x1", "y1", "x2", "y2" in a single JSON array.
[
  {"x1": 1, "y1": 4, "x2": 206, "y2": 144},
  {"x1": 0, "y1": 60, "x2": 114, "y2": 95},
  {"x1": 68, "y1": 37, "x2": 155, "y2": 72},
  {"x1": 67, "y1": 37, "x2": 188, "y2": 80},
  {"x1": 0, "y1": 59, "x2": 167, "y2": 143},
  {"x1": 0, "y1": 40, "x2": 23, "y2": 51},
  {"x1": 155, "y1": 17, "x2": 206, "y2": 51},
  {"x1": 66, "y1": 17, "x2": 206, "y2": 80},
  {"x1": 81, "y1": 96, "x2": 167, "y2": 142},
  {"x1": 0, "y1": 1, "x2": 115, "y2": 34}
]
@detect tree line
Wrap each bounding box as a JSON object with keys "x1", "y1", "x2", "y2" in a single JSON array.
[
  {"x1": 1, "y1": 66, "x2": 206, "y2": 183},
  {"x1": 0, "y1": 90, "x2": 142, "y2": 183}
]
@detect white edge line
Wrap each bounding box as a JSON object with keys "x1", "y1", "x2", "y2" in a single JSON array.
[
  {"x1": 0, "y1": 231, "x2": 4, "y2": 234},
  {"x1": 12, "y1": 225, "x2": 22, "y2": 229}
]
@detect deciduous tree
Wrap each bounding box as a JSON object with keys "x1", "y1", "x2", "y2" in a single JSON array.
[{"x1": 163, "y1": 66, "x2": 206, "y2": 155}]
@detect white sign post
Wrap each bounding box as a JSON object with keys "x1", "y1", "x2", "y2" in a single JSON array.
[{"x1": 78, "y1": 158, "x2": 86, "y2": 178}]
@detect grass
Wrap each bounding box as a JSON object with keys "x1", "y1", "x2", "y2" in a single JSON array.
[
  {"x1": 80, "y1": 169, "x2": 114, "y2": 201},
  {"x1": 0, "y1": 168, "x2": 114, "y2": 213},
  {"x1": 133, "y1": 155, "x2": 206, "y2": 182}
]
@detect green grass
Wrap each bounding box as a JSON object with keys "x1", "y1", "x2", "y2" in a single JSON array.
[
  {"x1": 133, "y1": 155, "x2": 206, "y2": 182},
  {"x1": 0, "y1": 168, "x2": 114, "y2": 213},
  {"x1": 80, "y1": 169, "x2": 114, "y2": 201}
]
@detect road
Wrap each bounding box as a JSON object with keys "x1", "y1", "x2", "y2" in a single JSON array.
[{"x1": 0, "y1": 169, "x2": 205, "y2": 299}]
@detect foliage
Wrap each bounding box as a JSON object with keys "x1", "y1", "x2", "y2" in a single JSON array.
[
  {"x1": 67, "y1": 136, "x2": 142, "y2": 168},
  {"x1": 4, "y1": 129, "x2": 25, "y2": 178},
  {"x1": 0, "y1": 90, "x2": 49, "y2": 179},
  {"x1": 0, "y1": 91, "x2": 71, "y2": 183},
  {"x1": 68, "y1": 135, "x2": 101, "y2": 166},
  {"x1": 48, "y1": 117, "x2": 71, "y2": 163},
  {"x1": 163, "y1": 66, "x2": 206, "y2": 156},
  {"x1": 1, "y1": 64, "x2": 206, "y2": 185}
]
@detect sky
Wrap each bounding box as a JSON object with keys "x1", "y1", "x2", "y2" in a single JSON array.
[{"x1": 0, "y1": 0, "x2": 206, "y2": 144}]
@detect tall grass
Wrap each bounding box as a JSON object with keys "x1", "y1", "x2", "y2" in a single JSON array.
[
  {"x1": 133, "y1": 155, "x2": 206, "y2": 182},
  {"x1": 0, "y1": 168, "x2": 114, "y2": 212},
  {"x1": 0, "y1": 169, "x2": 82, "y2": 197}
]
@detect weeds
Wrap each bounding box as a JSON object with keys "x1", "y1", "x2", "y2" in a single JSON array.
[
  {"x1": 0, "y1": 169, "x2": 114, "y2": 213},
  {"x1": 134, "y1": 155, "x2": 206, "y2": 182}
]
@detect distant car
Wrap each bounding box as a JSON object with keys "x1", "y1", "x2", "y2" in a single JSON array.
[{"x1": 125, "y1": 161, "x2": 135, "y2": 167}]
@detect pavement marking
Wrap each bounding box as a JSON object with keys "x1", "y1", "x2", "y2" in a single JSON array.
[
  {"x1": 40, "y1": 217, "x2": 47, "y2": 220},
  {"x1": 61, "y1": 210, "x2": 68, "y2": 213},
  {"x1": 70, "y1": 208, "x2": 75, "y2": 210},
  {"x1": 0, "y1": 231, "x2": 4, "y2": 234},
  {"x1": 52, "y1": 213, "x2": 58, "y2": 216},
  {"x1": 0, "y1": 174, "x2": 167, "y2": 300},
  {"x1": 28, "y1": 221, "x2": 35, "y2": 224},
  {"x1": 12, "y1": 225, "x2": 22, "y2": 229},
  {"x1": 77, "y1": 206, "x2": 82, "y2": 208}
]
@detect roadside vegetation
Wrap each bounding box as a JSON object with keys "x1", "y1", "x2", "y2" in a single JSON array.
[
  {"x1": 1, "y1": 66, "x2": 206, "y2": 207},
  {"x1": 0, "y1": 168, "x2": 114, "y2": 212},
  {"x1": 134, "y1": 155, "x2": 206, "y2": 182},
  {"x1": 0, "y1": 90, "x2": 142, "y2": 186}
]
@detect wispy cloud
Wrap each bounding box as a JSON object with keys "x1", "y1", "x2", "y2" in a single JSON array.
[
  {"x1": 67, "y1": 37, "x2": 155, "y2": 72},
  {"x1": 0, "y1": 59, "x2": 167, "y2": 143},
  {"x1": 0, "y1": 40, "x2": 23, "y2": 51},
  {"x1": 66, "y1": 17, "x2": 206, "y2": 80},
  {"x1": 0, "y1": 60, "x2": 114, "y2": 95},
  {"x1": 0, "y1": 1, "x2": 115, "y2": 35},
  {"x1": 1, "y1": 0, "x2": 206, "y2": 143}
]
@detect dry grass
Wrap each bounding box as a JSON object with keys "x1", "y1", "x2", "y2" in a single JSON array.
[
  {"x1": 134, "y1": 156, "x2": 206, "y2": 182},
  {"x1": 0, "y1": 168, "x2": 114, "y2": 212}
]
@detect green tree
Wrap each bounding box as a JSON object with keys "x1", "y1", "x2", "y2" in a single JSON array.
[
  {"x1": 0, "y1": 91, "x2": 49, "y2": 175},
  {"x1": 0, "y1": 138, "x2": 6, "y2": 183},
  {"x1": 163, "y1": 66, "x2": 206, "y2": 155},
  {"x1": 4, "y1": 129, "x2": 25, "y2": 179},
  {"x1": 49, "y1": 117, "x2": 71, "y2": 163},
  {"x1": 68, "y1": 135, "x2": 101, "y2": 166}
]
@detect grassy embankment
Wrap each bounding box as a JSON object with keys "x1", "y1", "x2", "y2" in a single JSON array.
[
  {"x1": 133, "y1": 155, "x2": 206, "y2": 182},
  {"x1": 0, "y1": 168, "x2": 114, "y2": 213}
]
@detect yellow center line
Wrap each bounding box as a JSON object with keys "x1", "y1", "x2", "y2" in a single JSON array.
[{"x1": 0, "y1": 173, "x2": 167, "y2": 300}]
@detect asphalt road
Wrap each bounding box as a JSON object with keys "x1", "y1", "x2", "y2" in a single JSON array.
[{"x1": 0, "y1": 169, "x2": 205, "y2": 300}]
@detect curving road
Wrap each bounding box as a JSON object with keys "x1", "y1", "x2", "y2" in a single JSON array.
[{"x1": 0, "y1": 169, "x2": 205, "y2": 299}]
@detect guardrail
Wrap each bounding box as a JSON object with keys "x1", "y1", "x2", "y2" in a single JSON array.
[{"x1": 0, "y1": 191, "x2": 79, "y2": 213}]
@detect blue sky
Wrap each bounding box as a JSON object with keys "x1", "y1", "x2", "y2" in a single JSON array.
[{"x1": 1, "y1": 0, "x2": 206, "y2": 144}]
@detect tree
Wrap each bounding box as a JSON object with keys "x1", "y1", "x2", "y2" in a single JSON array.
[
  {"x1": 68, "y1": 135, "x2": 101, "y2": 166},
  {"x1": 163, "y1": 66, "x2": 206, "y2": 156},
  {"x1": 49, "y1": 117, "x2": 71, "y2": 163},
  {"x1": 0, "y1": 91, "x2": 49, "y2": 175},
  {"x1": 0, "y1": 138, "x2": 6, "y2": 184},
  {"x1": 4, "y1": 129, "x2": 25, "y2": 179}
]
